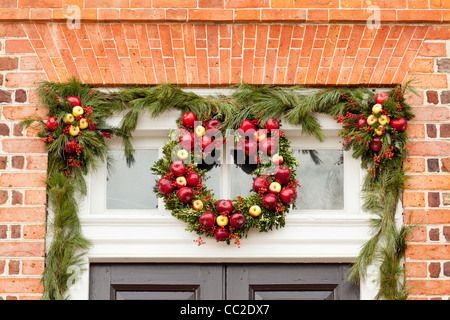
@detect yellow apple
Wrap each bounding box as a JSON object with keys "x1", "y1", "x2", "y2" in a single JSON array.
[
  {"x1": 72, "y1": 106, "x2": 84, "y2": 117},
  {"x1": 249, "y1": 205, "x2": 261, "y2": 217},
  {"x1": 195, "y1": 125, "x2": 206, "y2": 137},
  {"x1": 269, "y1": 182, "x2": 282, "y2": 194},
  {"x1": 375, "y1": 126, "x2": 384, "y2": 136},
  {"x1": 175, "y1": 176, "x2": 187, "y2": 188},
  {"x1": 79, "y1": 118, "x2": 89, "y2": 129},
  {"x1": 192, "y1": 199, "x2": 203, "y2": 210},
  {"x1": 372, "y1": 104, "x2": 383, "y2": 114},
  {"x1": 271, "y1": 154, "x2": 283, "y2": 165},
  {"x1": 63, "y1": 113, "x2": 75, "y2": 124},
  {"x1": 177, "y1": 149, "x2": 189, "y2": 160},
  {"x1": 379, "y1": 114, "x2": 390, "y2": 126},
  {"x1": 69, "y1": 125, "x2": 80, "y2": 136},
  {"x1": 367, "y1": 114, "x2": 377, "y2": 126},
  {"x1": 216, "y1": 215, "x2": 229, "y2": 227}
]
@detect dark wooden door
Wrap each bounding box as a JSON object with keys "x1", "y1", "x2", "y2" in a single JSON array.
[{"x1": 89, "y1": 263, "x2": 359, "y2": 300}]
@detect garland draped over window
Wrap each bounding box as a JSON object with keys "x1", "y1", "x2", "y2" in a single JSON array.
[{"x1": 23, "y1": 79, "x2": 416, "y2": 300}]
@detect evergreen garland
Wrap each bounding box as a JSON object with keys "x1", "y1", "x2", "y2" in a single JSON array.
[{"x1": 25, "y1": 79, "x2": 415, "y2": 300}]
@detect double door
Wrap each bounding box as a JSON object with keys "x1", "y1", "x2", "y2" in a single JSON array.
[{"x1": 89, "y1": 263, "x2": 359, "y2": 300}]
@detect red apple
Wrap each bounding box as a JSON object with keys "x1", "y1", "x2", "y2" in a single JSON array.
[
  {"x1": 240, "y1": 119, "x2": 256, "y2": 133},
  {"x1": 178, "y1": 186, "x2": 194, "y2": 204},
  {"x1": 88, "y1": 122, "x2": 96, "y2": 131},
  {"x1": 180, "y1": 132, "x2": 195, "y2": 150},
  {"x1": 158, "y1": 177, "x2": 175, "y2": 194},
  {"x1": 264, "y1": 118, "x2": 280, "y2": 131},
  {"x1": 262, "y1": 193, "x2": 278, "y2": 210},
  {"x1": 46, "y1": 116, "x2": 59, "y2": 131},
  {"x1": 216, "y1": 199, "x2": 233, "y2": 215},
  {"x1": 64, "y1": 140, "x2": 77, "y2": 154},
  {"x1": 214, "y1": 227, "x2": 229, "y2": 242},
  {"x1": 181, "y1": 111, "x2": 197, "y2": 128},
  {"x1": 370, "y1": 137, "x2": 382, "y2": 152},
  {"x1": 356, "y1": 116, "x2": 367, "y2": 130},
  {"x1": 279, "y1": 188, "x2": 297, "y2": 205},
  {"x1": 259, "y1": 138, "x2": 277, "y2": 156},
  {"x1": 253, "y1": 177, "x2": 270, "y2": 193},
  {"x1": 66, "y1": 96, "x2": 81, "y2": 107},
  {"x1": 201, "y1": 135, "x2": 213, "y2": 149},
  {"x1": 390, "y1": 117, "x2": 407, "y2": 132},
  {"x1": 199, "y1": 212, "x2": 216, "y2": 229},
  {"x1": 229, "y1": 213, "x2": 246, "y2": 229},
  {"x1": 244, "y1": 139, "x2": 258, "y2": 156},
  {"x1": 274, "y1": 166, "x2": 291, "y2": 185},
  {"x1": 170, "y1": 161, "x2": 186, "y2": 177},
  {"x1": 186, "y1": 172, "x2": 202, "y2": 187},
  {"x1": 375, "y1": 92, "x2": 389, "y2": 104},
  {"x1": 205, "y1": 119, "x2": 222, "y2": 135}
]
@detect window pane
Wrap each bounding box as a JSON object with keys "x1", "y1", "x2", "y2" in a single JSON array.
[
  {"x1": 197, "y1": 150, "x2": 221, "y2": 198},
  {"x1": 229, "y1": 149, "x2": 256, "y2": 199},
  {"x1": 106, "y1": 149, "x2": 159, "y2": 210},
  {"x1": 293, "y1": 149, "x2": 344, "y2": 210}
]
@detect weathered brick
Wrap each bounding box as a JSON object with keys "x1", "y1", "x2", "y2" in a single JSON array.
[
  {"x1": 0, "y1": 123, "x2": 9, "y2": 136},
  {"x1": 405, "y1": 175, "x2": 450, "y2": 190},
  {"x1": 0, "y1": 172, "x2": 47, "y2": 188},
  {"x1": 426, "y1": 124, "x2": 437, "y2": 138},
  {"x1": 0, "y1": 191, "x2": 7, "y2": 205},
  {"x1": 441, "y1": 90, "x2": 450, "y2": 104},
  {"x1": 426, "y1": 90, "x2": 439, "y2": 104},
  {"x1": 428, "y1": 192, "x2": 440, "y2": 207},
  {"x1": 444, "y1": 262, "x2": 450, "y2": 277},
  {"x1": 0, "y1": 90, "x2": 12, "y2": 103},
  {"x1": 404, "y1": 192, "x2": 425, "y2": 207},
  {"x1": 2, "y1": 139, "x2": 45, "y2": 154},
  {"x1": 10, "y1": 225, "x2": 20, "y2": 238},
  {"x1": 437, "y1": 58, "x2": 450, "y2": 73},
  {"x1": 0, "y1": 157, "x2": 6, "y2": 170},
  {"x1": 0, "y1": 57, "x2": 18, "y2": 71},
  {"x1": 428, "y1": 158, "x2": 440, "y2": 172},
  {"x1": 441, "y1": 123, "x2": 450, "y2": 137},
  {"x1": 11, "y1": 156, "x2": 24, "y2": 169},
  {"x1": 444, "y1": 226, "x2": 450, "y2": 242},
  {"x1": 11, "y1": 190, "x2": 22, "y2": 205},
  {"x1": 429, "y1": 262, "x2": 441, "y2": 278},
  {"x1": 14, "y1": 89, "x2": 26, "y2": 103},
  {"x1": 429, "y1": 228, "x2": 440, "y2": 241},
  {"x1": 407, "y1": 141, "x2": 449, "y2": 156}
]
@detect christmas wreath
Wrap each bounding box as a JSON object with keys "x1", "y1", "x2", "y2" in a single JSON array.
[
  {"x1": 151, "y1": 112, "x2": 299, "y2": 245},
  {"x1": 23, "y1": 79, "x2": 416, "y2": 300}
]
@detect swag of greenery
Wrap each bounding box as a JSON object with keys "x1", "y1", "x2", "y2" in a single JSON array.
[{"x1": 24, "y1": 79, "x2": 415, "y2": 300}]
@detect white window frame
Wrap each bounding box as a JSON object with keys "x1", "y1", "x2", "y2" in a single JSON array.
[{"x1": 63, "y1": 89, "x2": 394, "y2": 300}]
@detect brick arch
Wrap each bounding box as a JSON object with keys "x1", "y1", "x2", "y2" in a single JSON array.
[{"x1": 20, "y1": 22, "x2": 430, "y2": 87}]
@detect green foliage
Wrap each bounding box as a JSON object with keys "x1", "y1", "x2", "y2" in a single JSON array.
[{"x1": 29, "y1": 79, "x2": 415, "y2": 300}]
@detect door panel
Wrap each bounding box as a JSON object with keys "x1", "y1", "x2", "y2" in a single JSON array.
[
  {"x1": 89, "y1": 263, "x2": 358, "y2": 300},
  {"x1": 89, "y1": 264, "x2": 224, "y2": 300},
  {"x1": 226, "y1": 264, "x2": 358, "y2": 300}
]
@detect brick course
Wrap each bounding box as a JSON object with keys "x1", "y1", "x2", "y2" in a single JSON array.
[{"x1": 0, "y1": 1, "x2": 449, "y2": 300}]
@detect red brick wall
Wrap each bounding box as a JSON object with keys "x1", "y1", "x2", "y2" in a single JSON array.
[{"x1": 0, "y1": 1, "x2": 449, "y2": 299}]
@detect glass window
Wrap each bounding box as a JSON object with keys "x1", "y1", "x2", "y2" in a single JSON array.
[
  {"x1": 293, "y1": 149, "x2": 344, "y2": 210},
  {"x1": 106, "y1": 149, "x2": 159, "y2": 210},
  {"x1": 197, "y1": 150, "x2": 222, "y2": 199},
  {"x1": 229, "y1": 149, "x2": 256, "y2": 199}
]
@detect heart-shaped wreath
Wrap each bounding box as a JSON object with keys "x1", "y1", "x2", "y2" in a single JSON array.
[{"x1": 151, "y1": 112, "x2": 300, "y2": 246}]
